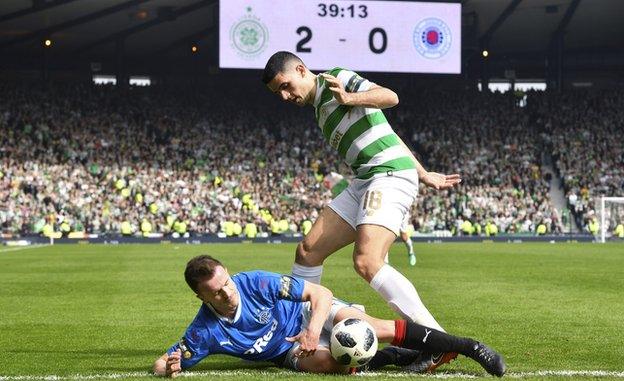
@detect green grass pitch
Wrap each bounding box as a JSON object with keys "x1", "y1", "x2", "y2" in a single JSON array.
[{"x1": 0, "y1": 242, "x2": 623, "y2": 381}]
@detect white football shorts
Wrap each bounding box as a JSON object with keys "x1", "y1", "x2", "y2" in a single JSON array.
[{"x1": 328, "y1": 170, "x2": 419, "y2": 236}]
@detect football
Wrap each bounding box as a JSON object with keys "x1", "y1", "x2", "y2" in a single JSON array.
[{"x1": 330, "y1": 318, "x2": 378, "y2": 367}]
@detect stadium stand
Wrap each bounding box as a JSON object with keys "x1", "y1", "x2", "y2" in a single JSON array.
[{"x1": 1, "y1": 80, "x2": 622, "y2": 237}]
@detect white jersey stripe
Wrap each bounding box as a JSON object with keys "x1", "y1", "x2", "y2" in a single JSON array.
[
  {"x1": 356, "y1": 144, "x2": 412, "y2": 176},
  {"x1": 317, "y1": 99, "x2": 341, "y2": 130},
  {"x1": 314, "y1": 67, "x2": 416, "y2": 178},
  {"x1": 327, "y1": 107, "x2": 376, "y2": 151},
  {"x1": 345, "y1": 122, "x2": 393, "y2": 164}
]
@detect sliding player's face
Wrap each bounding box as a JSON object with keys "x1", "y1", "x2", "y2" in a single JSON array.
[
  {"x1": 196, "y1": 266, "x2": 239, "y2": 316},
  {"x1": 267, "y1": 63, "x2": 310, "y2": 106}
]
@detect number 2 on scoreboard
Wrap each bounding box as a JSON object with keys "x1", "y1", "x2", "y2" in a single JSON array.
[
  {"x1": 295, "y1": 27, "x2": 387, "y2": 54},
  {"x1": 296, "y1": 26, "x2": 312, "y2": 53}
]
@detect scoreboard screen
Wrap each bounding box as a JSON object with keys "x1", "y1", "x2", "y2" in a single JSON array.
[{"x1": 219, "y1": 0, "x2": 461, "y2": 74}]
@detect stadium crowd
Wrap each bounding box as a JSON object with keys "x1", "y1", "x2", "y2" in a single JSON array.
[
  {"x1": 0, "y1": 79, "x2": 622, "y2": 237},
  {"x1": 528, "y1": 89, "x2": 624, "y2": 234},
  {"x1": 391, "y1": 90, "x2": 563, "y2": 235}
]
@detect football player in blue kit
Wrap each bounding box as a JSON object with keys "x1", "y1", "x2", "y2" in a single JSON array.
[{"x1": 154, "y1": 255, "x2": 506, "y2": 377}]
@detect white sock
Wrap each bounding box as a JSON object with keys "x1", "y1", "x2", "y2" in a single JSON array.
[
  {"x1": 384, "y1": 253, "x2": 389, "y2": 264},
  {"x1": 405, "y1": 238, "x2": 414, "y2": 255},
  {"x1": 291, "y1": 263, "x2": 323, "y2": 284},
  {"x1": 369, "y1": 264, "x2": 444, "y2": 331}
]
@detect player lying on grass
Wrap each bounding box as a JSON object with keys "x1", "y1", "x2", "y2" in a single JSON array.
[{"x1": 154, "y1": 255, "x2": 506, "y2": 377}]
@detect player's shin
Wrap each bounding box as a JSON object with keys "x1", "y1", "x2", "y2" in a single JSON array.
[
  {"x1": 405, "y1": 238, "x2": 414, "y2": 254},
  {"x1": 364, "y1": 346, "x2": 421, "y2": 370},
  {"x1": 369, "y1": 264, "x2": 444, "y2": 331},
  {"x1": 391, "y1": 320, "x2": 475, "y2": 355},
  {"x1": 392, "y1": 321, "x2": 507, "y2": 377}
]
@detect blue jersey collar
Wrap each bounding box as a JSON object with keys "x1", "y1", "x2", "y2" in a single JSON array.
[{"x1": 205, "y1": 284, "x2": 242, "y2": 324}]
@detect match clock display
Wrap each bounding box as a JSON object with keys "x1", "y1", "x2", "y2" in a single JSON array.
[{"x1": 219, "y1": 0, "x2": 461, "y2": 74}]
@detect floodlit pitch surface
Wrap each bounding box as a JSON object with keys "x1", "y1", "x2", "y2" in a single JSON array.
[{"x1": 1, "y1": 242, "x2": 622, "y2": 380}]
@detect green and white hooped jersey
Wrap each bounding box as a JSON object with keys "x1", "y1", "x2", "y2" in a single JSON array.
[{"x1": 313, "y1": 67, "x2": 416, "y2": 180}]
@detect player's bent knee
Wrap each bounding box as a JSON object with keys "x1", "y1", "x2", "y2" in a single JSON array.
[
  {"x1": 295, "y1": 240, "x2": 310, "y2": 263},
  {"x1": 295, "y1": 239, "x2": 323, "y2": 266},
  {"x1": 352, "y1": 254, "x2": 380, "y2": 281}
]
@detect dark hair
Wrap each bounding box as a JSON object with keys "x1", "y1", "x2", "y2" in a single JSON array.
[
  {"x1": 262, "y1": 51, "x2": 304, "y2": 84},
  {"x1": 184, "y1": 255, "x2": 223, "y2": 293}
]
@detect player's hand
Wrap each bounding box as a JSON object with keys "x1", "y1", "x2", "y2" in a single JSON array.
[
  {"x1": 420, "y1": 172, "x2": 461, "y2": 190},
  {"x1": 320, "y1": 73, "x2": 351, "y2": 105},
  {"x1": 165, "y1": 349, "x2": 182, "y2": 378},
  {"x1": 286, "y1": 328, "x2": 319, "y2": 358}
]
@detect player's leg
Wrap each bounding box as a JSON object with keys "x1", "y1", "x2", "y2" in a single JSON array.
[
  {"x1": 401, "y1": 230, "x2": 416, "y2": 266},
  {"x1": 284, "y1": 299, "x2": 354, "y2": 374},
  {"x1": 332, "y1": 307, "x2": 506, "y2": 377},
  {"x1": 293, "y1": 185, "x2": 358, "y2": 284},
  {"x1": 354, "y1": 226, "x2": 457, "y2": 373},
  {"x1": 354, "y1": 223, "x2": 444, "y2": 331},
  {"x1": 296, "y1": 347, "x2": 349, "y2": 374},
  {"x1": 352, "y1": 176, "x2": 443, "y2": 330}
]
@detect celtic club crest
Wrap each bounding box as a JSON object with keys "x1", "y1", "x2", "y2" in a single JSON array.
[{"x1": 230, "y1": 7, "x2": 269, "y2": 59}]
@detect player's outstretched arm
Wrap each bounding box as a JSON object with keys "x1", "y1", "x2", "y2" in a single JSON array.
[
  {"x1": 320, "y1": 73, "x2": 398, "y2": 109},
  {"x1": 154, "y1": 350, "x2": 182, "y2": 378},
  {"x1": 400, "y1": 140, "x2": 461, "y2": 190},
  {"x1": 286, "y1": 281, "x2": 333, "y2": 358},
  {"x1": 419, "y1": 171, "x2": 462, "y2": 190}
]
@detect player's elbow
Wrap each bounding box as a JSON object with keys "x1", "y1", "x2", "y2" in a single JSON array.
[
  {"x1": 307, "y1": 281, "x2": 333, "y2": 303},
  {"x1": 389, "y1": 91, "x2": 399, "y2": 107},
  {"x1": 381, "y1": 90, "x2": 399, "y2": 109}
]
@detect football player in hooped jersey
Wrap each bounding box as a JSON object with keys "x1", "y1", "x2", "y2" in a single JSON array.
[
  {"x1": 262, "y1": 51, "x2": 461, "y2": 370},
  {"x1": 153, "y1": 255, "x2": 506, "y2": 377}
]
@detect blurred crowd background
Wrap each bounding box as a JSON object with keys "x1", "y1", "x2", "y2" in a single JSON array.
[{"x1": 1, "y1": 79, "x2": 622, "y2": 238}]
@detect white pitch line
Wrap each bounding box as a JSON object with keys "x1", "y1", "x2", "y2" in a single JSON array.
[
  {"x1": 2, "y1": 370, "x2": 624, "y2": 380},
  {"x1": 0, "y1": 244, "x2": 49, "y2": 254}
]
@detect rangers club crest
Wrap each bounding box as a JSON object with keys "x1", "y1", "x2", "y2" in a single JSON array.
[
  {"x1": 413, "y1": 18, "x2": 452, "y2": 59},
  {"x1": 255, "y1": 308, "x2": 272, "y2": 324}
]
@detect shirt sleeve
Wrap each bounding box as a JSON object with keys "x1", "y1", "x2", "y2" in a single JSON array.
[
  {"x1": 166, "y1": 323, "x2": 210, "y2": 369},
  {"x1": 335, "y1": 69, "x2": 373, "y2": 93},
  {"x1": 258, "y1": 272, "x2": 305, "y2": 302}
]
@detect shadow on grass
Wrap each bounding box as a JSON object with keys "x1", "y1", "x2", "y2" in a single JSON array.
[
  {"x1": 95, "y1": 362, "x2": 286, "y2": 376},
  {"x1": 12, "y1": 348, "x2": 158, "y2": 357}
]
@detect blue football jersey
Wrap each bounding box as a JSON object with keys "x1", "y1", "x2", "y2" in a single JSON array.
[{"x1": 167, "y1": 271, "x2": 305, "y2": 369}]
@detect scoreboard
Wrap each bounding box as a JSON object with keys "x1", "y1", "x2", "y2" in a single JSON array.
[{"x1": 219, "y1": 0, "x2": 461, "y2": 74}]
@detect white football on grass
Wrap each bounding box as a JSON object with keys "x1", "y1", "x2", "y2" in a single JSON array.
[{"x1": 330, "y1": 318, "x2": 378, "y2": 367}]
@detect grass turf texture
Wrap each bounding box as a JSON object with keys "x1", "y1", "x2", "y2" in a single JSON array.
[{"x1": 0, "y1": 243, "x2": 622, "y2": 381}]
